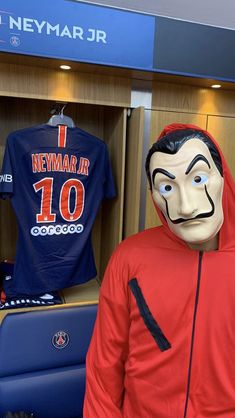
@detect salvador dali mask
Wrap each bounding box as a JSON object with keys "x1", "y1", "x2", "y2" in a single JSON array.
[{"x1": 149, "y1": 138, "x2": 224, "y2": 247}]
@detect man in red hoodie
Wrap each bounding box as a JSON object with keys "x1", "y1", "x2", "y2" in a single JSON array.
[{"x1": 84, "y1": 124, "x2": 235, "y2": 417}]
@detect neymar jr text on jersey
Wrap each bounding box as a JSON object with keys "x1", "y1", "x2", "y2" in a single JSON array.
[{"x1": 31, "y1": 153, "x2": 90, "y2": 176}]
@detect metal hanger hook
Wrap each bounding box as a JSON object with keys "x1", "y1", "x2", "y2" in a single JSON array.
[{"x1": 60, "y1": 104, "x2": 67, "y2": 116}]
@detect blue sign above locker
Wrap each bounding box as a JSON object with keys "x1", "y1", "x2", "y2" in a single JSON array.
[
  {"x1": 0, "y1": 0, "x2": 155, "y2": 70},
  {"x1": 1, "y1": 0, "x2": 235, "y2": 82}
]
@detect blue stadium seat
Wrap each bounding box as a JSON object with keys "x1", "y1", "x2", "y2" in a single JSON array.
[{"x1": 0, "y1": 304, "x2": 98, "y2": 418}]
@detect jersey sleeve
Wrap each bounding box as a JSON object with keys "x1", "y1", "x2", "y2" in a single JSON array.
[
  {"x1": 0, "y1": 137, "x2": 14, "y2": 199},
  {"x1": 103, "y1": 144, "x2": 116, "y2": 199},
  {"x1": 83, "y1": 245, "x2": 130, "y2": 417}
]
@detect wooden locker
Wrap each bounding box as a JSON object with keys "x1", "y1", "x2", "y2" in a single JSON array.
[
  {"x1": 0, "y1": 57, "x2": 131, "y2": 318},
  {"x1": 207, "y1": 116, "x2": 235, "y2": 179}
]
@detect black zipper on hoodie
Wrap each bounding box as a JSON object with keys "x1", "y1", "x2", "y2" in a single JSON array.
[
  {"x1": 129, "y1": 278, "x2": 171, "y2": 351},
  {"x1": 183, "y1": 251, "x2": 203, "y2": 418}
]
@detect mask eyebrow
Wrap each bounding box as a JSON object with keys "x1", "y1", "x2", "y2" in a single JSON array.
[
  {"x1": 152, "y1": 168, "x2": 176, "y2": 185},
  {"x1": 185, "y1": 154, "x2": 211, "y2": 175}
]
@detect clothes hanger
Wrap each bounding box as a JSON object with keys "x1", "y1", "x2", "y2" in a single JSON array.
[{"x1": 47, "y1": 103, "x2": 75, "y2": 128}]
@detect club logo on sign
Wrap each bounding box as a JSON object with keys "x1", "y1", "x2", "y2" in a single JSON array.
[
  {"x1": 10, "y1": 36, "x2": 20, "y2": 47},
  {"x1": 52, "y1": 331, "x2": 69, "y2": 349}
]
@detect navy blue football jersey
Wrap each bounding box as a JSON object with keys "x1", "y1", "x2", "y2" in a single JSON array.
[{"x1": 0, "y1": 124, "x2": 116, "y2": 296}]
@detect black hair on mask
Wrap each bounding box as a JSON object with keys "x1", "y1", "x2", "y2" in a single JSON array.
[{"x1": 145, "y1": 129, "x2": 223, "y2": 190}]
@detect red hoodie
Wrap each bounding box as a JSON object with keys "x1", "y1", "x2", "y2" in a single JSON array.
[{"x1": 84, "y1": 124, "x2": 235, "y2": 417}]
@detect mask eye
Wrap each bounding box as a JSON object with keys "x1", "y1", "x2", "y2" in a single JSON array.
[
  {"x1": 159, "y1": 184, "x2": 174, "y2": 196},
  {"x1": 192, "y1": 174, "x2": 208, "y2": 186}
]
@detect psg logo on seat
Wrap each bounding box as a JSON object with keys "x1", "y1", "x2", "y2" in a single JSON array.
[{"x1": 52, "y1": 330, "x2": 70, "y2": 349}]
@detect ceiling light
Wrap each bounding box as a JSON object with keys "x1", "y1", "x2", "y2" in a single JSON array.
[
  {"x1": 211, "y1": 84, "x2": 221, "y2": 89},
  {"x1": 60, "y1": 65, "x2": 71, "y2": 70}
]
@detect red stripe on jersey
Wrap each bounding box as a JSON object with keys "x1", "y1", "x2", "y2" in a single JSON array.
[{"x1": 58, "y1": 125, "x2": 67, "y2": 148}]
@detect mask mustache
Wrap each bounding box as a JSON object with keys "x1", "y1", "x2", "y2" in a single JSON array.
[{"x1": 164, "y1": 186, "x2": 215, "y2": 225}]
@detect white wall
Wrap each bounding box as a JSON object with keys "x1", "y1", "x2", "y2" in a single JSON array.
[{"x1": 76, "y1": 0, "x2": 235, "y2": 29}]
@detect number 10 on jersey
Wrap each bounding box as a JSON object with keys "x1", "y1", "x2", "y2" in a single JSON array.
[{"x1": 33, "y1": 177, "x2": 85, "y2": 223}]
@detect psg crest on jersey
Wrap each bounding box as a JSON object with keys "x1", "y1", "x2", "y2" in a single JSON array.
[{"x1": 52, "y1": 330, "x2": 69, "y2": 349}]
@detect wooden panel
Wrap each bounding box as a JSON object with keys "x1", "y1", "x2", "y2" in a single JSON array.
[
  {"x1": 91, "y1": 208, "x2": 102, "y2": 276},
  {"x1": 0, "y1": 300, "x2": 98, "y2": 324},
  {"x1": 152, "y1": 81, "x2": 235, "y2": 117},
  {"x1": 99, "y1": 108, "x2": 127, "y2": 278},
  {"x1": 123, "y1": 107, "x2": 145, "y2": 238},
  {"x1": 0, "y1": 63, "x2": 131, "y2": 107},
  {"x1": 145, "y1": 110, "x2": 207, "y2": 229},
  {"x1": 61, "y1": 279, "x2": 99, "y2": 304},
  {"x1": 3, "y1": 52, "x2": 235, "y2": 92},
  {"x1": 207, "y1": 116, "x2": 235, "y2": 179},
  {"x1": 0, "y1": 201, "x2": 17, "y2": 260}
]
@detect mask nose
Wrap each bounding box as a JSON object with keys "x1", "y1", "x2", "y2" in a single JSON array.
[{"x1": 177, "y1": 187, "x2": 198, "y2": 218}]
